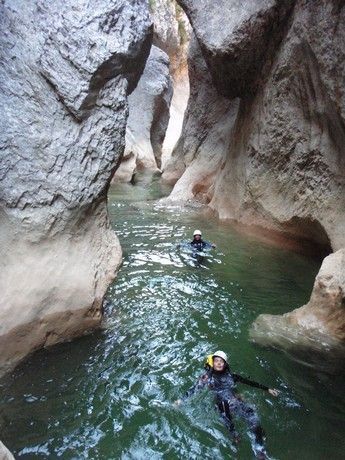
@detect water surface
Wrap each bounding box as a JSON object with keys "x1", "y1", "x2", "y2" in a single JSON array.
[{"x1": 1, "y1": 181, "x2": 344, "y2": 459}]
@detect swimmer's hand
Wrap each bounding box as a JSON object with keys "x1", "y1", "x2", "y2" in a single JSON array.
[
  {"x1": 174, "y1": 399, "x2": 182, "y2": 406},
  {"x1": 268, "y1": 388, "x2": 280, "y2": 397}
]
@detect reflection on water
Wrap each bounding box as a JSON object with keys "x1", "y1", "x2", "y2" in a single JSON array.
[{"x1": 1, "y1": 180, "x2": 345, "y2": 459}]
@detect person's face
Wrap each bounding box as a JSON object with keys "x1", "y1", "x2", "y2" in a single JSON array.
[
  {"x1": 213, "y1": 356, "x2": 225, "y2": 371},
  {"x1": 194, "y1": 234, "x2": 201, "y2": 240}
]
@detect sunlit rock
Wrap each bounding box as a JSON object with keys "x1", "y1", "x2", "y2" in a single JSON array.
[
  {"x1": 162, "y1": 35, "x2": 239, "y2": 197},
  {"x1": 0, "y1": 0, "x2": 152, "y2": 375},
  {"x1": 152, "y1": 0, "x2": 191, "y2": 171},
  {"x1": 113, "y1": 45, "x2": 173, "y2": 182},
  {"x1": 114, "y1": 0, "x2": 191, "y2": 182}
]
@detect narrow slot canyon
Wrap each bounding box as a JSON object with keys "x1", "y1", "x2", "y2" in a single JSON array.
[{"x1": 1, "y1": 1, "x2": 345, "y2": 459}]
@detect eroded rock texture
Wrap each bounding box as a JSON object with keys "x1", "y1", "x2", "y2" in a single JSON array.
[
  {"x1": 250, "y1": 249, "x2": 345, "y2": 350},
  {"x1": 113, "y1": 45, "x2": 172, "y2": 182},
  {"x1": 152, "y1": 0, "x2": 191, "y2": 170},
  {"x1": 171, "y1": 0, "x2": 345, "y2": 347},
  {"x1": 162, "y1": 35, "x2": 239, "y2": 196},
  {"x1": 152, "y1": 0, "x2": 190, "y2": 77},
  {"x1": 114, "y1": 0, "x2": 191, "y2": 182},
  {"x1": 174, "y1": 0, "x2": 345, "y2": 251},
  {"x1": 0, "y1": 0, "x2": 152, "y2": 375}
]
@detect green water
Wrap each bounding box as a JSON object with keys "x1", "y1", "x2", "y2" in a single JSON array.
[{"x1": 1, "y1": 181, "x2": 345, "y2": 459}]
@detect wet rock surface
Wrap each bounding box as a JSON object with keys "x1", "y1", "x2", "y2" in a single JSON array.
[
  {"x1": 0, "y1": 0, "x2": 152, "y2": 375},
  {"x1": 113, "y1": 45, "x2": 172, "y2": 182},
  {"x1": 250, "y1": 248, "x2": 345, "y2": 351}
]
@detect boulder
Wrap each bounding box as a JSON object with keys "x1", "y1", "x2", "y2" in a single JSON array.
[
  {"x1": 250, "y1": 249, "x2": 345, "y2": 352},
  {"x1": 0, "y1": 0, "x2": 152, "y2": 375}
]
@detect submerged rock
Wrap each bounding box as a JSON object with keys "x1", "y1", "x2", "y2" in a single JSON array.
[
  {"x1": 113, "y1": 45, "x2": 173, "y2": 182},
  {"x1": 0, "y1": 0, "x2": 152, "y2": 375},
  {"x1": 250, "y1": 249, "x2": 345, "y2": 352}
]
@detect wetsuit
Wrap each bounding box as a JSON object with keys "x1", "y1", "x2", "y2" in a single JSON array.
[
  {"x1": 190, "y1": 239, "x2": 212, "y2": 251},
  {"x1": 185, "y1": 367, "x2": 269, "y2": 456}
]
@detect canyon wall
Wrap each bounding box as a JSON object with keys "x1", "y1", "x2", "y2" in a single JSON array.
[
  {"x1": 170, "y1": 0, "x2": 345, "y2": 348},
  {"x1": 162, "y1": 35, "x2": 239, "y2": 195},
  {"x1": 114, "y1": 0, "x2": 190, "y2": 182},
  {"x1": 113, "y1": 45, "x2": 172, "y2": 183},
  {"x1": 0, "y1": 0, "x2": 152, "y2": 375}
]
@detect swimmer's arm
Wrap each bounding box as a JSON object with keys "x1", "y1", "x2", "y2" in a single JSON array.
[
  {"x1": 203, "y1": 241, "x2": 216, "y2": 249},
  {"x1": 233, "y1": 373, "x2": 279, "y2": 395},
  {"x1": 175, "y1": 373, "x2": 209, "y2": 405}
]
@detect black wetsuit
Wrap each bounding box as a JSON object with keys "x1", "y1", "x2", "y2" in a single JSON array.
[
  {"x1": 190, "y1": 239, "x2": 212, "y2": 251},
  {"x1": 185, "y1": 367, "x2": 269, "y2": 456}
]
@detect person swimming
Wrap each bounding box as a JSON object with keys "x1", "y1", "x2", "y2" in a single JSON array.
[
  {"x1": 176, "y1": 350, "x2": 279, "y2": 459},
  {"x1": 190, "y1": 229, "x2": 216, "y2": 251}
]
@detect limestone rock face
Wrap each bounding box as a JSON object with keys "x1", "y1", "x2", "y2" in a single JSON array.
[
  {"x1": 162, "y1": 35, "x2": 239, "y2": 198},
  {"x1": 0, "y1": 441, "x2": 14, "y2": 460},
  {"x1": 114, "y1": 0, "x2": 191, "y2": 183},
  {"x1": 171, "y1": 0, "x2": 345, "y2": 346},
  {"x1": 0, "y1": 0, "x2": 152, "y2": 375},
  {"x1": 151, "y1": 0, "x2": 191, "y2": 171},
  {"x1": 209, "y1": 0, "x2": 345, "y2": 253},
  {"x1": 172, "y1": 0, "x2": 345, "y2": 252},
  {"x1": 177, "y1": 0, "x2": 295, "y2": 98},
  {"x1": 113, "y1": 45, "x2": 172, "y2": 182},
  {"x1": 250, "y1": 249, "x2": 345, "y2": 350},
  {"x1": 151, "y1": 0, "x2": 190, "y2": 78}
]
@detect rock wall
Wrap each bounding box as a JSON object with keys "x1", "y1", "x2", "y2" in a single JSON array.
[
  {"x1": 113, "y1": 0, "x2": 191, "y2": 182},
  {"x1": 173, "y1": 0, "x2": 345, "y2": 251},
  {"x1": 152, "y1": 0, "x2": 191, "y2": 171},
  {"x1": 113, "y1": 45, "x2": 172, "y2": 183},
  {"x1": 170, "y1": 0, "x2": 345, "y2": 347},
  {"x1": 162, "y1": 35, "x2": 239, "y2": 197},
  {"x1": 0, "y1": 0, "x2": 152, "y2": 375}
]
